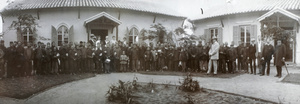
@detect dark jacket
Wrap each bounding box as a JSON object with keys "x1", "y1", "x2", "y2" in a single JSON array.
[
  {"x1": 249, "y1": 44, "x2": 256, "y2": 59},
  {"x1": 262, "y1": 44, "x2": 274, "y2": 61},
  {"x1": 274, "y1": 44, "x2": 286, "y2": 66}
]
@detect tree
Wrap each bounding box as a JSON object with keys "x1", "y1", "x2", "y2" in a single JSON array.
[{"x1": 9, "y1": 14, "x2": 39, "y2": 43}]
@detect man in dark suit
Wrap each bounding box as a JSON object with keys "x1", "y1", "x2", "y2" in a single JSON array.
[
  {"x1": 237, "y1": 41, "x2": 243, "y2": 71},
  {"x1": 218, "y1": 43, "x2": 227, "y2": 73},
  {"x1": 6, "y1": 42, "x2": 16, "y2": 78},
  {"x1": 249, "y1": 39, "x2": 257, "y2": 74},
  {"x1": 227, "y1": 42, "x2": 237, "y2": 73},
  {"x1": 261, "y1": 40, "x2": 274, "y2": 76},
  {"x1": 274, "y1": 39, "x2": 286, "y2": 78}
]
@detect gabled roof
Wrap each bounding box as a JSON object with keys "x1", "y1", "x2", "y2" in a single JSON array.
[
  {"x1": 2, "y1": 0, "x2": 184, "y2": 17},
  {"x1": 84, "y1": 12, "x2": 122, "y2": 26},
  {"x1": 257, "y1": 7, "x2": 300, "y2": 24},
  {"x1": 193, "y1": 0, "x2": 300, "y2": 20}
]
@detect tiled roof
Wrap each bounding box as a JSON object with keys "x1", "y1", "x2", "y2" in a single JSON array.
[
  {"x1": 193, "y1": 0, "x2": 300, "y2": 20},
  {"x1": 2, "y1": 0, "x2": 184, "y2": 17}
]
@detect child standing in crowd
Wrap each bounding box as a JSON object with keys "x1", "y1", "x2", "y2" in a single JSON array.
[{"x1": 120, "y1": 51, "x2": 129, "y2": 72}]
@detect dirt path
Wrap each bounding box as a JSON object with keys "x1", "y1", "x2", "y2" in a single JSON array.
[{"x1": 1, "y1": 66, "x2": 300, "y2": 104}]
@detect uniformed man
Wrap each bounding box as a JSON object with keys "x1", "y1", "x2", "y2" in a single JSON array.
[
  {"x1": 86, "y1": 44, "x2": 94, "y2": 72},
  {"x1": 218, "y1": 43, "x2": 227, "y2": 73},
  {"x1": 24, "y1": 43, "x2": 34, "y2": 76},
  {"x1": 167, "y1": 45, "x2": 174, "y2": 71},
  {"x1": 103, "y1": 43, "x2": 112, "y2": 73},
  {"x1": 113, "y1": 44, "x2": 122, "y2": 72},
  {"x1": 34, "y1": 42, "x2": 45, "y2": 75},
  {"x1": 6, "y1": 42, "x2": 16, "y2": 78},
  {"x1": 237, "y1": 41, "x2": 243, "y2": 71},
  {"x1": 51, "y1": 42, "x2": 59, "y2": 74},
  {"x1": 189, "y1": 43, "x2": 198, "y2": 72},
  {"x1": 69, "y1": 45, "x2": 77, "y2": 75},
  {"x1": 249, "y1": 39, "x2": 257, "y2": 74},
  {"x1": 80, "y1": 41, "x2": 87, "y2": 73},
  {"x1": 261, "y1": 40, "x2": 274, "y2": 76},
  {"x1": 45, "y1": 42, "x2": 52, "y2": 74},
  {"x1": 94, "y1": 42, "x2": 103, "y2": 73},
  {"x1": 227, "y1": 42, "x2": 237, "y2": 73}
]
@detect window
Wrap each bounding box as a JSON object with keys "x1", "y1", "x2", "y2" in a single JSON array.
[
  {"x1": 57, "y1": 25, "x2": 69, "y2": 46},
  {"x1": 22, "y1": 28, "x2": 34, "y2": 46},
  {"x1": 129, "y1": 27, "x2": 139, "y2": 45},
  {"x1": 240, "y1": 26, "x2": 251, "y2": 46},
  {"x1": 210, "y1": 28, "x2": 218, "y2": 39}
]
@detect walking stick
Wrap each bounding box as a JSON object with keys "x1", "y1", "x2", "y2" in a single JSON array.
[{"x1": 284, "y1": 61, "x2": 289, "y2": 75}]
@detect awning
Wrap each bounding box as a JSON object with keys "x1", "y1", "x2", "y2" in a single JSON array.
[
  {"x1": 84, "y1": 12, "x2": 122, "y2": 26},
  {"x1": 257, "y1": 7, "x2": 300, "y2": 24}
]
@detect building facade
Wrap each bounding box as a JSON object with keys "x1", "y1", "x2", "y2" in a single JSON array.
[
  {"x1": 193, "y1": 0, "x2": 300, "y2": 64},
  {"x1": 1, "y1": 0, "x2": 185, "y2": 47}
]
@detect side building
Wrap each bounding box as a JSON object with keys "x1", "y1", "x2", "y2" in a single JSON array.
[{"x1": 193, "y1": 0, "x2": 300, "y2": 64}]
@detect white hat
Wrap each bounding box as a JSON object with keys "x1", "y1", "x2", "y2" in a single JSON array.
[{"x1": 212, "y1": 36, "x2": 217, "y2": 40}]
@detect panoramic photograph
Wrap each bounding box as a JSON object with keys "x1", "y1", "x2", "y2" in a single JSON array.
[{"x1": 0, "y1": 0, "x2": 300, "y2": 104}]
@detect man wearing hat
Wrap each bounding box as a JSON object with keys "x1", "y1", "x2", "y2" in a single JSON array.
[
  {"x1": 7, "y1": 41, "x2": 16, "y2": 77},
  {"x1": 274, "y1": 39, "x2": 286, "y2": 78},
  {"x1": 249, "y1": 38, "x2": 257, "y2": 74},
  {"x1": 207, "y1": 36, "x2": 220, "y2": 75}
]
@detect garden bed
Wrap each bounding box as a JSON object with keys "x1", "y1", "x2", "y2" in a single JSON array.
[
  {"x1": 0, "y1": 73, "x2": 95, "y2": 99},
  {"x1": 139, "y1": 70, "x2": 244, "y2": 78},
  {"x1": 132, "y1": 83, "x2": 274, "y2": 104}
]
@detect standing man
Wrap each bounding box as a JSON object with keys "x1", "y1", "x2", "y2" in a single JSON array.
[
  {"x1": 218, "y1": 43, "x2": 227, "y2": 73},
  {"x1": 24, "y1": 43, "x2": 34, "y2": 76},
  {"x1": 249, "y1": 38, "x2": 257, "y2": 74},
  {"x1": 227, "y1": 42, "x2": 237, "y2": 73},
  {"x1": 237, "y1": 41, "x2": 243, "y2": 71},
  {"x1": 274, "y1": 40, "x2": 286, "y2": 78},
  {"x1": 207, "y1": 36, "x2": 220, "y2": 75},
  {"x1": 260, "y1": 39, "x2": 274, "y2": 76}
]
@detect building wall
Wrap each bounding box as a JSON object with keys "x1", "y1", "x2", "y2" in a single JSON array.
[
  {"x1": 194, "y1": 12, "x2": 264, "y2": 45},
  {"x1": 1, "y1": 7, "x2": 184, "y2": 46}
]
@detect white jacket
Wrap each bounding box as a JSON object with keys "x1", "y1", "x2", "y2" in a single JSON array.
[{"x1": 209, "y1": 41, "x2": 220, "y2": 60}]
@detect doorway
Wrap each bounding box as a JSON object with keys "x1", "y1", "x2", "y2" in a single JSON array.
[{"x1": 91, "y1": 29, "x2": 108, "y2": 45}]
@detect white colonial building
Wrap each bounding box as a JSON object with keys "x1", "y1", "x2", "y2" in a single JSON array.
[
  {"x1": 193, "y1": 0, "x2": 300, "y2": 64},
  {"x1": 1, "y1": 0, "x2": 185, "y2": 47}
]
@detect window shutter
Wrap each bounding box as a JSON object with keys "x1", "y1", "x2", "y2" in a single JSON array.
[
  {"x1": 205, "y1": 29, "x2": 210, "y2": 43},
  {"x1": 233, "y1": 26, "x2": 240, "y2": 46},
  {"x1": 69, "y1": 25, "x2": 74, "y2": 43},
  {"x1": 126, "y1": 27, "x2": 129, "y2": 45},
  {"x1": 51, "y1": 26, "x2": 57, "y2": 46},
  {"x1": 218, "y1": 28, "x2": 223, "y2": 44},
  {"x1": 251, "y1": 25, "x2": 257, "y2": 40}
]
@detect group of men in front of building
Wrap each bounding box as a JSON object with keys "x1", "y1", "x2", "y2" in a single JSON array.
[{"x1": 0, "y1": 34, "x2": 286, "y2": 79}]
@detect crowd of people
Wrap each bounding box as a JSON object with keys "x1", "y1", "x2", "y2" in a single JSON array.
[{"x1": 0, "y1": 35, "x2": 286, "y2": 79}]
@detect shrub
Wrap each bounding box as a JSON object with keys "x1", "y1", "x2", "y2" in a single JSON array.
[
  {"x1": 179, "y1": 73, "x2": 200, "y2": 92},
  {"x1": 106, "y1": 80, "x2": 135, "y2": 103}
]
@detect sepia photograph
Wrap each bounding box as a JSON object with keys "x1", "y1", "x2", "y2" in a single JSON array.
[{"x1": 0, "y1": 0, "x2": 300, "y2": 103}]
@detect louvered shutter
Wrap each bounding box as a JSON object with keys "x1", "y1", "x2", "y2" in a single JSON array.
[
  {"x1": 233, "y1": 26, "x2": 240, "y2": 46},
  {"x1": 69, "y1": 25, "x2": 74, "y2": 43},
  {"x1": 218, "y1": 28, "x2": 223, "y2": 44},
  {"x1": 251, "y1": 25, "x2": 257, "y2": 40},
  {"x1": 51, "y1": 26, "x2": 57, "y2": 46},
  {"x1": 204, "y1": 29, "x2": 210, "y2": 43}
]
